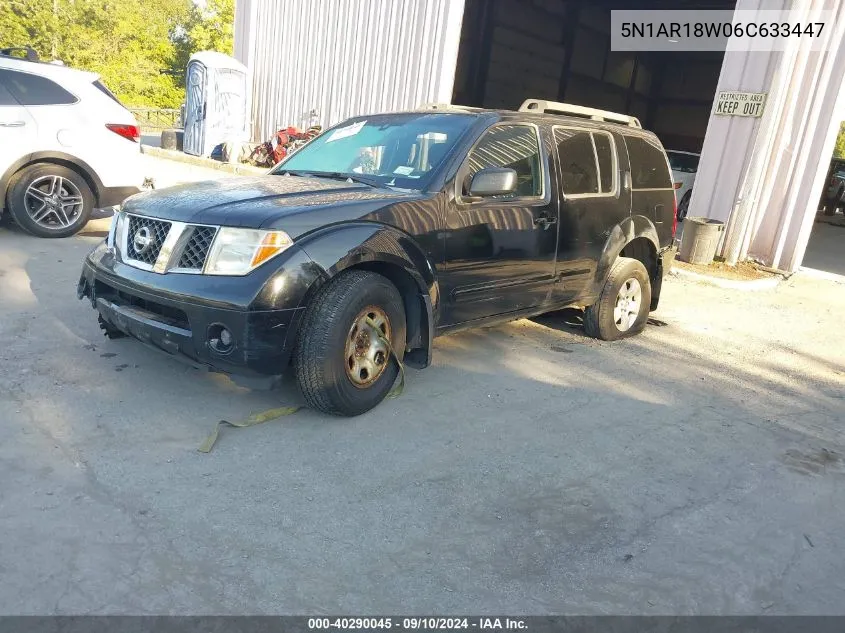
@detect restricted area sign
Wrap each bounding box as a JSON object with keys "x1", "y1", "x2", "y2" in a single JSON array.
[{"x1": 714, "y1": 91, "x2": 767, "y2": 117}]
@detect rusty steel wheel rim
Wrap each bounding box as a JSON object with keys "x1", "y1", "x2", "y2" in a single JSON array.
[{"x1": 345, "y1": 306, "x2": 391, "y2": 388}]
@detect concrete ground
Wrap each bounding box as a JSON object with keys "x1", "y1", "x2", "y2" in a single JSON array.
[
  {"x1": 803, "y1": 219, "x2": 845, "y2": 277},
  {"x1": 1, "y1": 160, "x2": 844, "y2": 615},
  {"x1": 141, "y1": 133, "x2": 163, "y2": 148},
  {"x1": 138, "y1": 151, "x2": 240, "y2": 190}
]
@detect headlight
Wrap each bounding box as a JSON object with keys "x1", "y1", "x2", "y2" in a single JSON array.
[{"x1": 204, "y1": 228, "x2": 293, "y2": 276}]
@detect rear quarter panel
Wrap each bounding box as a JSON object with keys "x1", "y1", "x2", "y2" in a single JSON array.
[
  {"x1": 60, "y1": 79, "x2": 142, "y2": 190},
  {"x1": 624, "y1": 132, "x2": 676, "y2": 250}
]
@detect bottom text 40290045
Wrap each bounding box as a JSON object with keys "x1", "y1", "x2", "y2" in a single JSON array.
[{"x1": 307, "y1": 618, "x2": 528, "y2": 630}]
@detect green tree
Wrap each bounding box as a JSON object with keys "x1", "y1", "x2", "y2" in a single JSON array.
[
  {"x1": 1, "y1": 0, "x2": 61, "y2": 59},
  {"x1": 172, "y1": 0, "x2": 236, "y2": 87},
  {"x1": 834, "y1": 122, "x2": 845, "y2": 159},
  {"x1": 187, "y1": 0, "x2": 234, "y2": 55},
  {"x1": 1, "y1": 0, "x2": 235, "y2": 108}
]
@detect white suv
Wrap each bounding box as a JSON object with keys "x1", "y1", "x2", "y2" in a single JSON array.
[{"x1": 0, "y1": 48, "x2": 142, "y2": 238}]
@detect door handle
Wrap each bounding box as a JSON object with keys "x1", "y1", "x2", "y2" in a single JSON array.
[
  {"x1": 533, "y1": 214, "x2": 557, "y2": 229},
  {"x1": 0, "y1": 121, "x2": 26, "y2": 127}
]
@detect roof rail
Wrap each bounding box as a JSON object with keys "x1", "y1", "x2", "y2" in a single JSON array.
[
  {"x1": 519, "y1": 99, "x2": 642, "y2": 128},
  {"x1": 0, "y1": 46, "x2": 40, "y2": 62},
  {"x1": 418, "y1": 102, "x2": 481, "y2": 112}
]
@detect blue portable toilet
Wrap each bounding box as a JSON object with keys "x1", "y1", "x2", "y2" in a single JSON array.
[{"x1": 183, "y1": 51, "x2": 250, "y2": 157}]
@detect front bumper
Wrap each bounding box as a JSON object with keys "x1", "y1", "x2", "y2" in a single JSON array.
[{"x1": 77, "y1": 256, "x2": 306, "y2": 377}]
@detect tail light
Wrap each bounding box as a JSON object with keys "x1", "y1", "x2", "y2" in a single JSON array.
[
  {"x1": 106, "y1": 124, "x2": 140, "y2": 143},
  {"x1": 673, "y1": 182, "x2": 683, "y2": 189},
  {"x1": 672, "y1": 195, "x2": 678, "y2": 237}
]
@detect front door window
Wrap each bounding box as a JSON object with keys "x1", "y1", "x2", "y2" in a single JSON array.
[{"x1": 462, "y1": 124, "x2": 543, "y2": 199}]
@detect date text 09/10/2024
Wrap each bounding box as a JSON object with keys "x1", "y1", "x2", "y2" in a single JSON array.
[{"x1": 307, "y1": 618, "x2": 528, "y2": 630}]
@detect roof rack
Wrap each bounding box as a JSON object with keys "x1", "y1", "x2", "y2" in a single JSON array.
[
  {"x1": 418, "y1": 102, "x2": 481, "y2": 112},
  {"x1": 519, "y1": 99, "x2": 642, "y2": 128},
  {"x1": 0, "y1": 46, "x2": 40, "y2": 62}
]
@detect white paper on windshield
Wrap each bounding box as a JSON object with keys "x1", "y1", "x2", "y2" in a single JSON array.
[
  {"x1": 393, "y1": 166, "x2": 414, "y2": 176},
  {"x1": 327, "y1": 121, "x2": 365, "y2": 143}
]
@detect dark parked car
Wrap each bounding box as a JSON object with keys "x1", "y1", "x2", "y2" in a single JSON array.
[{"x1": 78, "y1": 99, "x2": 677, "y2": 416}]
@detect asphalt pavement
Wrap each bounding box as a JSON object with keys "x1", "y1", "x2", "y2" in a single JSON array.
[{"x1": 1, "y1": 188, "x2": 844, "y2": 615}]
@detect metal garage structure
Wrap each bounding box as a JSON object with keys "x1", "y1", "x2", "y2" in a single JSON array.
[
  {"x1": 233, "y1": 0, "x2": 465, "y2": 139},
  {"x1": 451, "y1": 0, "x2": 732, "y2": 153},
  {"x1": 234, "y1": 0, "x2": 845, "y2": 273}
]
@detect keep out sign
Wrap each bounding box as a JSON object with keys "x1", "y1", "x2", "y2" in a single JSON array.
[{"x1": 714, "y1": 91, "x2": 767, "y2": 117}]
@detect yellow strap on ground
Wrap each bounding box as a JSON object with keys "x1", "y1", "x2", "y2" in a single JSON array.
[
  {"x1": 197, "y1": 406, "x2": 301, "y2": 453},
  {"x1": 198, "y1": 319, "x2": 405, "y2": 452}
]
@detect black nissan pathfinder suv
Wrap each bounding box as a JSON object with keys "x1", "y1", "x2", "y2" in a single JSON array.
[{"x1": 78, "y1": 99, "x2": 677, "y2": 416}]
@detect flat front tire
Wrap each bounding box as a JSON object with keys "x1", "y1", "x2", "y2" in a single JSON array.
[
  {"x1": 294, "y1": 270, "x2": 406, "y2": 416},
  {"x1": 584, "y1": 257, "x2": 652, "y2": 341}
]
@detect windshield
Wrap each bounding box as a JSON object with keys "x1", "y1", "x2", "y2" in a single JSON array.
[
  {"x1": 667, "y1": 151, "x2": 700, "y2": 173},
  {"x1": 273, "y1": 113, "x2": 476, "y2": 189}
]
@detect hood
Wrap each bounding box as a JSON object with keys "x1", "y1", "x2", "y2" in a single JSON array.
[{"x1": 122, "y1": 176, "x2": 423, "y2": 237}]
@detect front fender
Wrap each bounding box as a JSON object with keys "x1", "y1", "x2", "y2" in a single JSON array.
[
  {"x1": 296, "y1": 222, "x2": 440, "y2": 310},
  {"x1": 252, "y1": 223, "x2": 440, "y2": 369},
  {"x1": 251, "y1": 245, "x2": 328, "y2": 311}
]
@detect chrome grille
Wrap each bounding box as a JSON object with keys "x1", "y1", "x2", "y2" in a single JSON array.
[
  {"x1": 177, "y1": 226, "x2": 217, "y2": 270},
  {"x1": 125, "y1": 215, "x2": 171, "y2": 265}
]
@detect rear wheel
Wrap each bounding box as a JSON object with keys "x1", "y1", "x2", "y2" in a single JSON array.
[
  {"x1": 294, "y1": 270, "x2": 406, "y2": 416},
  {"x1": 584, "y1": 257, "x2": 652, "y2": 341},
  {"x1": 7, "y1": 164, "x2": 94, "y2": 238}
]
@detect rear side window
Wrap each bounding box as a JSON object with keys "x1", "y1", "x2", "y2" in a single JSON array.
[
  {"x1": 555, "y1": 129, "x2": 598, "y2": 195},
  {"x1": 465, "y1": 124, "x2": 543, "y2": 198},
  {"x1": 0, "y1": 69, "x2": 77, "y2": 106},
  {"x1": 555, "y1": 128, "x2": 617, "y2": 195},
  {"x1": 625, "y1": 135, "x2": 672, "y2": 189}
]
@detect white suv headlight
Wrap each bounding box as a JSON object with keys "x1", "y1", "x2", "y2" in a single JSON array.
[{"x1": 204, "y1": 228, "x2": 293, "y2": 276}]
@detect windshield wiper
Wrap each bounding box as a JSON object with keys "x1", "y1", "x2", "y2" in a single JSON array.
[
  {"x1": 277, "y1": 170, "x2": 315, "y2": 178},
  {"x1": 300, "y1": 171, "x2": 383, "y2": 188}
]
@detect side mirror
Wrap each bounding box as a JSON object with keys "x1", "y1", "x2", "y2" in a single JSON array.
[{"x1": 468, "y1": 167, "x2": 517, "y2": 197}]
